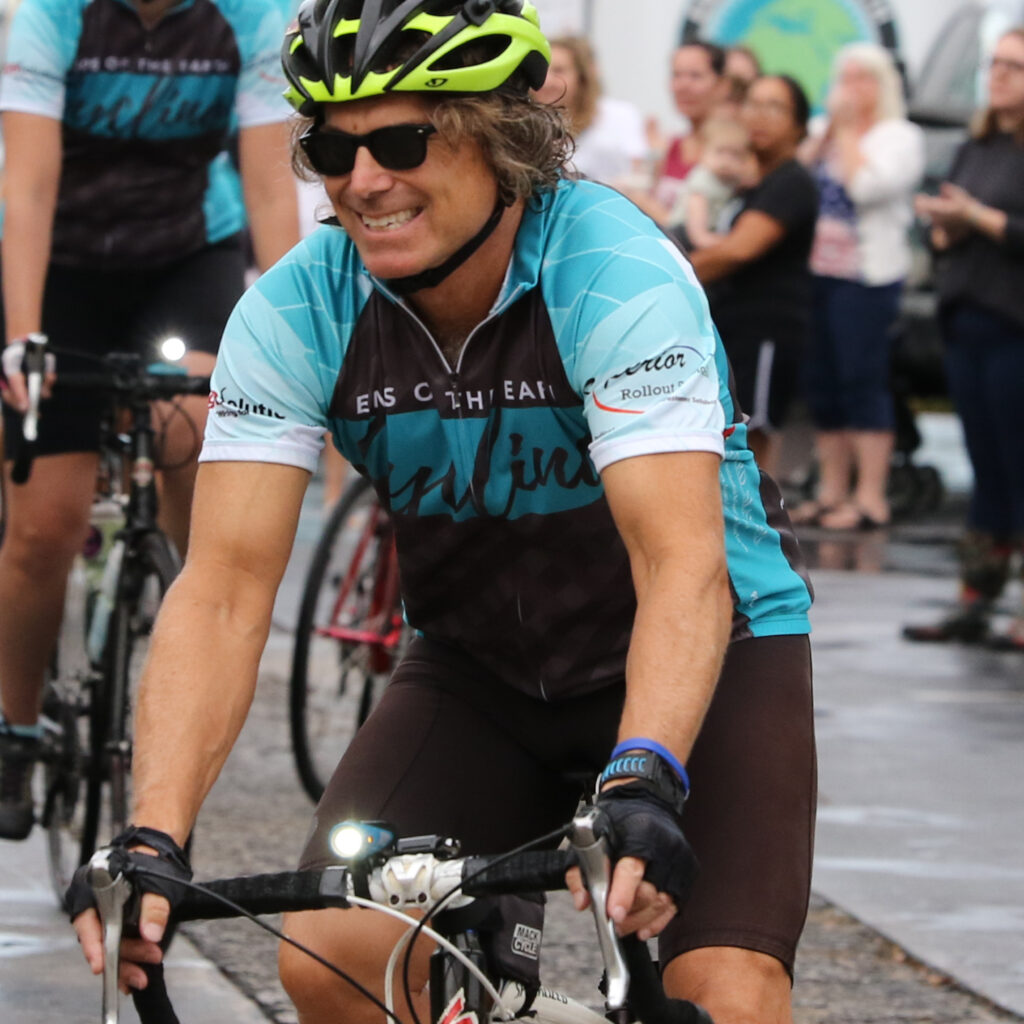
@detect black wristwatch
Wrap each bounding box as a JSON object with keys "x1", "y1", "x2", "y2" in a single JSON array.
[{"x1": 599, "y1": 748, "x2": 689, "y2": 816}]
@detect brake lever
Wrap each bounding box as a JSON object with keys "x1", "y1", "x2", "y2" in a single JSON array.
[
  {"x1": 87, "y1": 848, "x2": 134, "y2": 1024},
  {"x1": 570, "y1": 807, "x2": 630, "y2": 1011},
  {"x1": 21, "y1": 333, "x2": 49, "y2": 443}
]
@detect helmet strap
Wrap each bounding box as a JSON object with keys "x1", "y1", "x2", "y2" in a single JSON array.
[{"x1": 383, "y1": 194, "x2": 508, "y2": 296}]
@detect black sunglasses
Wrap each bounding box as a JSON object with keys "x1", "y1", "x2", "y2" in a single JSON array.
[{"x1": 299, "y1": 123, "x2": 437, "y2": 176}]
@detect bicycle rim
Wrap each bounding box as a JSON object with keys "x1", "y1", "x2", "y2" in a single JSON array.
[
  {"x1": 290, "y1": 477, "x2": 397, "y2": 802},
  {"x1": 41, "y1": 671, "x2": 93, "y2": 908},
  {"x1": 83, "y1": 532, "x2": 180, "y2": 857}
]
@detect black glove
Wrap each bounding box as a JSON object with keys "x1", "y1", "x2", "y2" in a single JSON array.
[
  {"x1": 594, "y1": 782, "x2": 698, "y2": 909},
  {"x1": 66, "y1": 826, "x2": 193, "y2": 924}
]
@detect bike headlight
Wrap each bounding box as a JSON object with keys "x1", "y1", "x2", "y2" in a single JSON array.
[
  {"x1": 159, "y1": 336, "x2": 186, "y2": 362},
  {"x1": 328, "y1": 821, "x2": 395, "y2": 862}
]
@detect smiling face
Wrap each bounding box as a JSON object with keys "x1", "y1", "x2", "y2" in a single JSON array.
[{"x1": 319, "y1": 94, "x2": 499, "y2": 281}]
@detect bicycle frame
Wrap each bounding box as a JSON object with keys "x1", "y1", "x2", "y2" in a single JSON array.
[{"x1": 317, "y1": 498, "x2": 404, "y2": 671}]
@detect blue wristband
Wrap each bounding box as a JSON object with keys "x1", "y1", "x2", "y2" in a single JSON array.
[{"x1": 611, "y1": 737, "x2": 690, "y2": 795}]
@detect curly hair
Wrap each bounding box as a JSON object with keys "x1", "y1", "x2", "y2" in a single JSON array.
[{"x1": 292, "y1": 91, "x2": 574, "y2": 206}]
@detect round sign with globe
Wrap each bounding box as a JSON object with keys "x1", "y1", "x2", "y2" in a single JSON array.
[{"x1": 682, "y1": 0, "x2": 902, "y2": 111}]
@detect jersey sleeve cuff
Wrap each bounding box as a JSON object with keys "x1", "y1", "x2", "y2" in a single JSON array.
[
  {"x1": 199, "y1": 440, "x2": 321, "y2": 474},
  {"x1": 589, "y1": 431, "x2": 725, "y2": 474}
]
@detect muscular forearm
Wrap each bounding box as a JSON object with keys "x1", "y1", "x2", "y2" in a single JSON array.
[
  {"x1": 130, "y1": 568, "x2": 274, "y2": 844},
  {"x1": 618, "y1": 550, "x2": 732, "y2": 763},
  {"x1": 2, "y1": 189, "x2": 57, "y2": 340}
]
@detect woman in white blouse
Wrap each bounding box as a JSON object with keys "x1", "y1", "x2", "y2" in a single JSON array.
[
  {"x1": 793, "y1": 43, "x2": 924, "y2": 530},
  {"x1": 532, "y1": 36, "x2": 648, "y2": 188}
]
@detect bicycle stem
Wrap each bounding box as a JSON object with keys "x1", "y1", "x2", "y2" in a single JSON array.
[
  {"x1": 88, "y1": 849, "x2": 133, "y2": 1024},
  {"x1": 570, "y1": 808, "x2": 630, "y2": 1012}
]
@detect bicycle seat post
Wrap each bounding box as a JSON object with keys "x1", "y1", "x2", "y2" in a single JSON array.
[
  {"x1": 87, "y1": 848, "x2": 133, "y2": 1024},
  {"x1": 570, "y1": 807, "x2": 630, "y2": 1013}
]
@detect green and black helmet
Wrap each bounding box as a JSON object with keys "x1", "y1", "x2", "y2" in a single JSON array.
[{"x1": 282, "y1": 0, "x2": 552, "y2": 115}]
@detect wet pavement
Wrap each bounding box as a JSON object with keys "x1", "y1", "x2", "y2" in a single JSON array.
[{"x1": 2, "y1": 441, "x2": 1023, "y2": 1022}]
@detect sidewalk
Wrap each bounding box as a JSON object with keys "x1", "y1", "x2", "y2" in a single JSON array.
[
  {"x1": 809, "y1": 567, "x2": 1024, "y2": 1017},
  {"x1": 0, "y1": 829, "x2": 267, "y2": 1023}
]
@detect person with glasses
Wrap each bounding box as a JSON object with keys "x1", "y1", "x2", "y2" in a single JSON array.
[
  {"x1": 689, "y1": 75, "x2": 820, "y2": 476},
  {"x1": 904, "y1": 27, "x2": 1024, "y2": 651},
  {"x1": 0, "y1": 0, "x2": 299, "y2": 842},
  {"x1": 70, "y1": 5, "x2": 815, "y2": 1023}
]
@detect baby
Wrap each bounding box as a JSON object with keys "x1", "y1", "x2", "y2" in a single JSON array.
[{"x1": 668, "y1": 115, "x2": 754, "y2": 249}]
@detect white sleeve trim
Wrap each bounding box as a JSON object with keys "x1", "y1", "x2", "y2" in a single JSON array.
[
  {"x1": 199, "y1": 440, "x2": 321, "y2": 474},
  {"x1": 0, "y1": 93, "x2": 64, "y2": 119},
  {"x1": 590, "y1": 430, "x2": 725, "y2": 473}
]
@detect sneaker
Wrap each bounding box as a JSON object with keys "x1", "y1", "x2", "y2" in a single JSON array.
[
  {"x1": 902, "y1": 605, "x2": 991, "y2": 644},
  {"x1": 0, "y1": 732, "x2": 38, "y2": 840}
]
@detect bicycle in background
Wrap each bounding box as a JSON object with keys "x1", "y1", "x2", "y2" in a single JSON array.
[
  {"x1": 87, "y1": 806, "x2": 714, "y2": 1024},
  {"x1": 290, "y1": 474, "x2": 408, "y2": 801},
  {"x1": 11, "y1": 338, "x2": 208, "y2": 906}
]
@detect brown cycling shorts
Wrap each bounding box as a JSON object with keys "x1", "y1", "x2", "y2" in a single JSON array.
[{"x1": 300, "y1": 633, "x2": 816, "y2": 973}]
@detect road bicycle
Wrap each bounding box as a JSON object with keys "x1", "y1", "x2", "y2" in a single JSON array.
[
  {"x1": 10, "y1": 338, "x2": 208, "y2": 906},
  {"x1": 290, "y1": 474, "x2": 408, "y2": 801},
  {"x1": 87, "y1": 807, "x2": 714, "y2": 1024}
]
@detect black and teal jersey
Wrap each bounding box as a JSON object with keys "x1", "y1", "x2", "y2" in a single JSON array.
[
  {"x1": 202, "y1": 180, "x2": 813, "y2": 699},
  {"x1": 0, "y1": 0, "x2": 287, "y2": 268}
]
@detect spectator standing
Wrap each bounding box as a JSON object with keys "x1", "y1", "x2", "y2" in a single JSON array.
[
  {"x1": 0, "y1": 0, "x2": 299, "y2": 840},
  {"x1": 531, "y1": 35, "x2": 647, "y2": 187},
  {"x1": 627, "y1": 42, "x2": 729, "y2": 224},
  {"x1": 904, "y1": 27, "x2": 1024, "y2": 650},
  {"x1": 793, "y1": 43, "x2": 924, "y2": 531},
  {"x1": 689, "y1": 75, "x2": 819, "y2": 474}
]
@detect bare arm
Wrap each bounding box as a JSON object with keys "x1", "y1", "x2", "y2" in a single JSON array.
[
  {"x1": 688, "y1": 209, "x2": 786, "y2": 283},
  {"x1": 603, "y1": 451, "x2": 732, "y2": 763},
  {"x1": 73, "y1": 460, "x2": 310, "y2": 983},
  {"x1": 1, "y1": 112, "x2": 61, "y2": 407},
  {"x1": 238, "y1": 121, "x2": 301, "y2": 271},
  {"x1": 683, "y1": 191, "x2": 718, "y2": 250},
  {"x1": 131, "y1": 460, "x2": 309, "y2": 840},
  {"x1": 578, "y1": 451, "x2": 731, "y2": 936}
]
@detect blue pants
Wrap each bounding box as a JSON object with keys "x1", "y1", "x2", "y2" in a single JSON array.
[
  {"x1": 805, "y1": 276, "x2": 901, "y2": 431},
  {"x1": 943, "y1": 303, "x2": 1024, "y2": 540}
]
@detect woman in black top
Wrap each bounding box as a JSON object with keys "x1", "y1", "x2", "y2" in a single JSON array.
[
  {"x1": 905, "y1": 27, "x2": 1024, "y2": 650},
  {"x1": 690, "y1": 75, "x2": 819, "y2": 474}
]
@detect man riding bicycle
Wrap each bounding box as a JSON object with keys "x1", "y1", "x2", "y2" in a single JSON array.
[
  {"x1": 72, "y1": 3, "x2": 816, "y2": 1022},
  {"x1": 0, "y1": 0, "x2": 300, "y2": 840}
]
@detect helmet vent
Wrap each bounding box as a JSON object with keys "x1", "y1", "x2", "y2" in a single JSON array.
[{"x1": 430, "y1": 34, "x2": 510, "y2": 71}]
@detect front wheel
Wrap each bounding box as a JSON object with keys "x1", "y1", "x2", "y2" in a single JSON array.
[{"x1": 290, "y1": 478, "x2": 401, "y2": 802}]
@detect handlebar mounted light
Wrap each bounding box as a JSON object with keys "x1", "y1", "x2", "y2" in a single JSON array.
[{"x1": 328, "y1": 821, "x2": 397, "y2": 863}]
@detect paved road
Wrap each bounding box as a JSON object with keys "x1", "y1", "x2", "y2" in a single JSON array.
[{"x1": 2, "y1": 484, "x2": 1022, "y2": 1022}]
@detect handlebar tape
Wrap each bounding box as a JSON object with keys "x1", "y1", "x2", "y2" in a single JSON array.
[
  {"x1": 174, "y1": 868, "x2": 348, "y2": 922},
  {"x1": 461, "y1": 850, "x2": 571, "y2": 896},
  {"x1": 619, "y1": 936, "x2": 715, "y2": 1024},
  {"x1": 132, "y1": 963, "x2": 181, "y2": 1024}
]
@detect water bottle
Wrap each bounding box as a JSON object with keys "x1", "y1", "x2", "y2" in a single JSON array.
[
  {"x1": 87, "y1": 538, "x2": 125, "y2": 665},
  {"x1": 59, "y1": 555, "x2": 91, "y2": 680},
  {"x1": 82, "y1": 498, "x2": 123, "y2": 594}
]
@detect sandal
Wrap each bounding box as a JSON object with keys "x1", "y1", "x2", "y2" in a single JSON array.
[
  {"x1": 787, "y1": 500, "x2": 837, "y2": 526},
  {"x1": 819, "y1": 504, "x2": 890, "y2": 532}
]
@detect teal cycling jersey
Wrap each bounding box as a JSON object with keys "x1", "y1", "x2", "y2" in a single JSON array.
[
  {"x1": 202, "y1": 179, "x2": 813, "y2": 698},
  {"x1": 0, "y1": 0, "x2": 287, "y2": 267}
]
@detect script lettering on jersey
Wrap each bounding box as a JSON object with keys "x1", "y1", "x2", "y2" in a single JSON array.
[
  {"x1": 383, "y1": 407, "x2": 598, "y2": 519},
  {"x1": 208, "y1": 387, "x2": 286, "y2": 421},
  {"x1": 64, "y1": 77, "x2": 233, "y2": 138}
]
